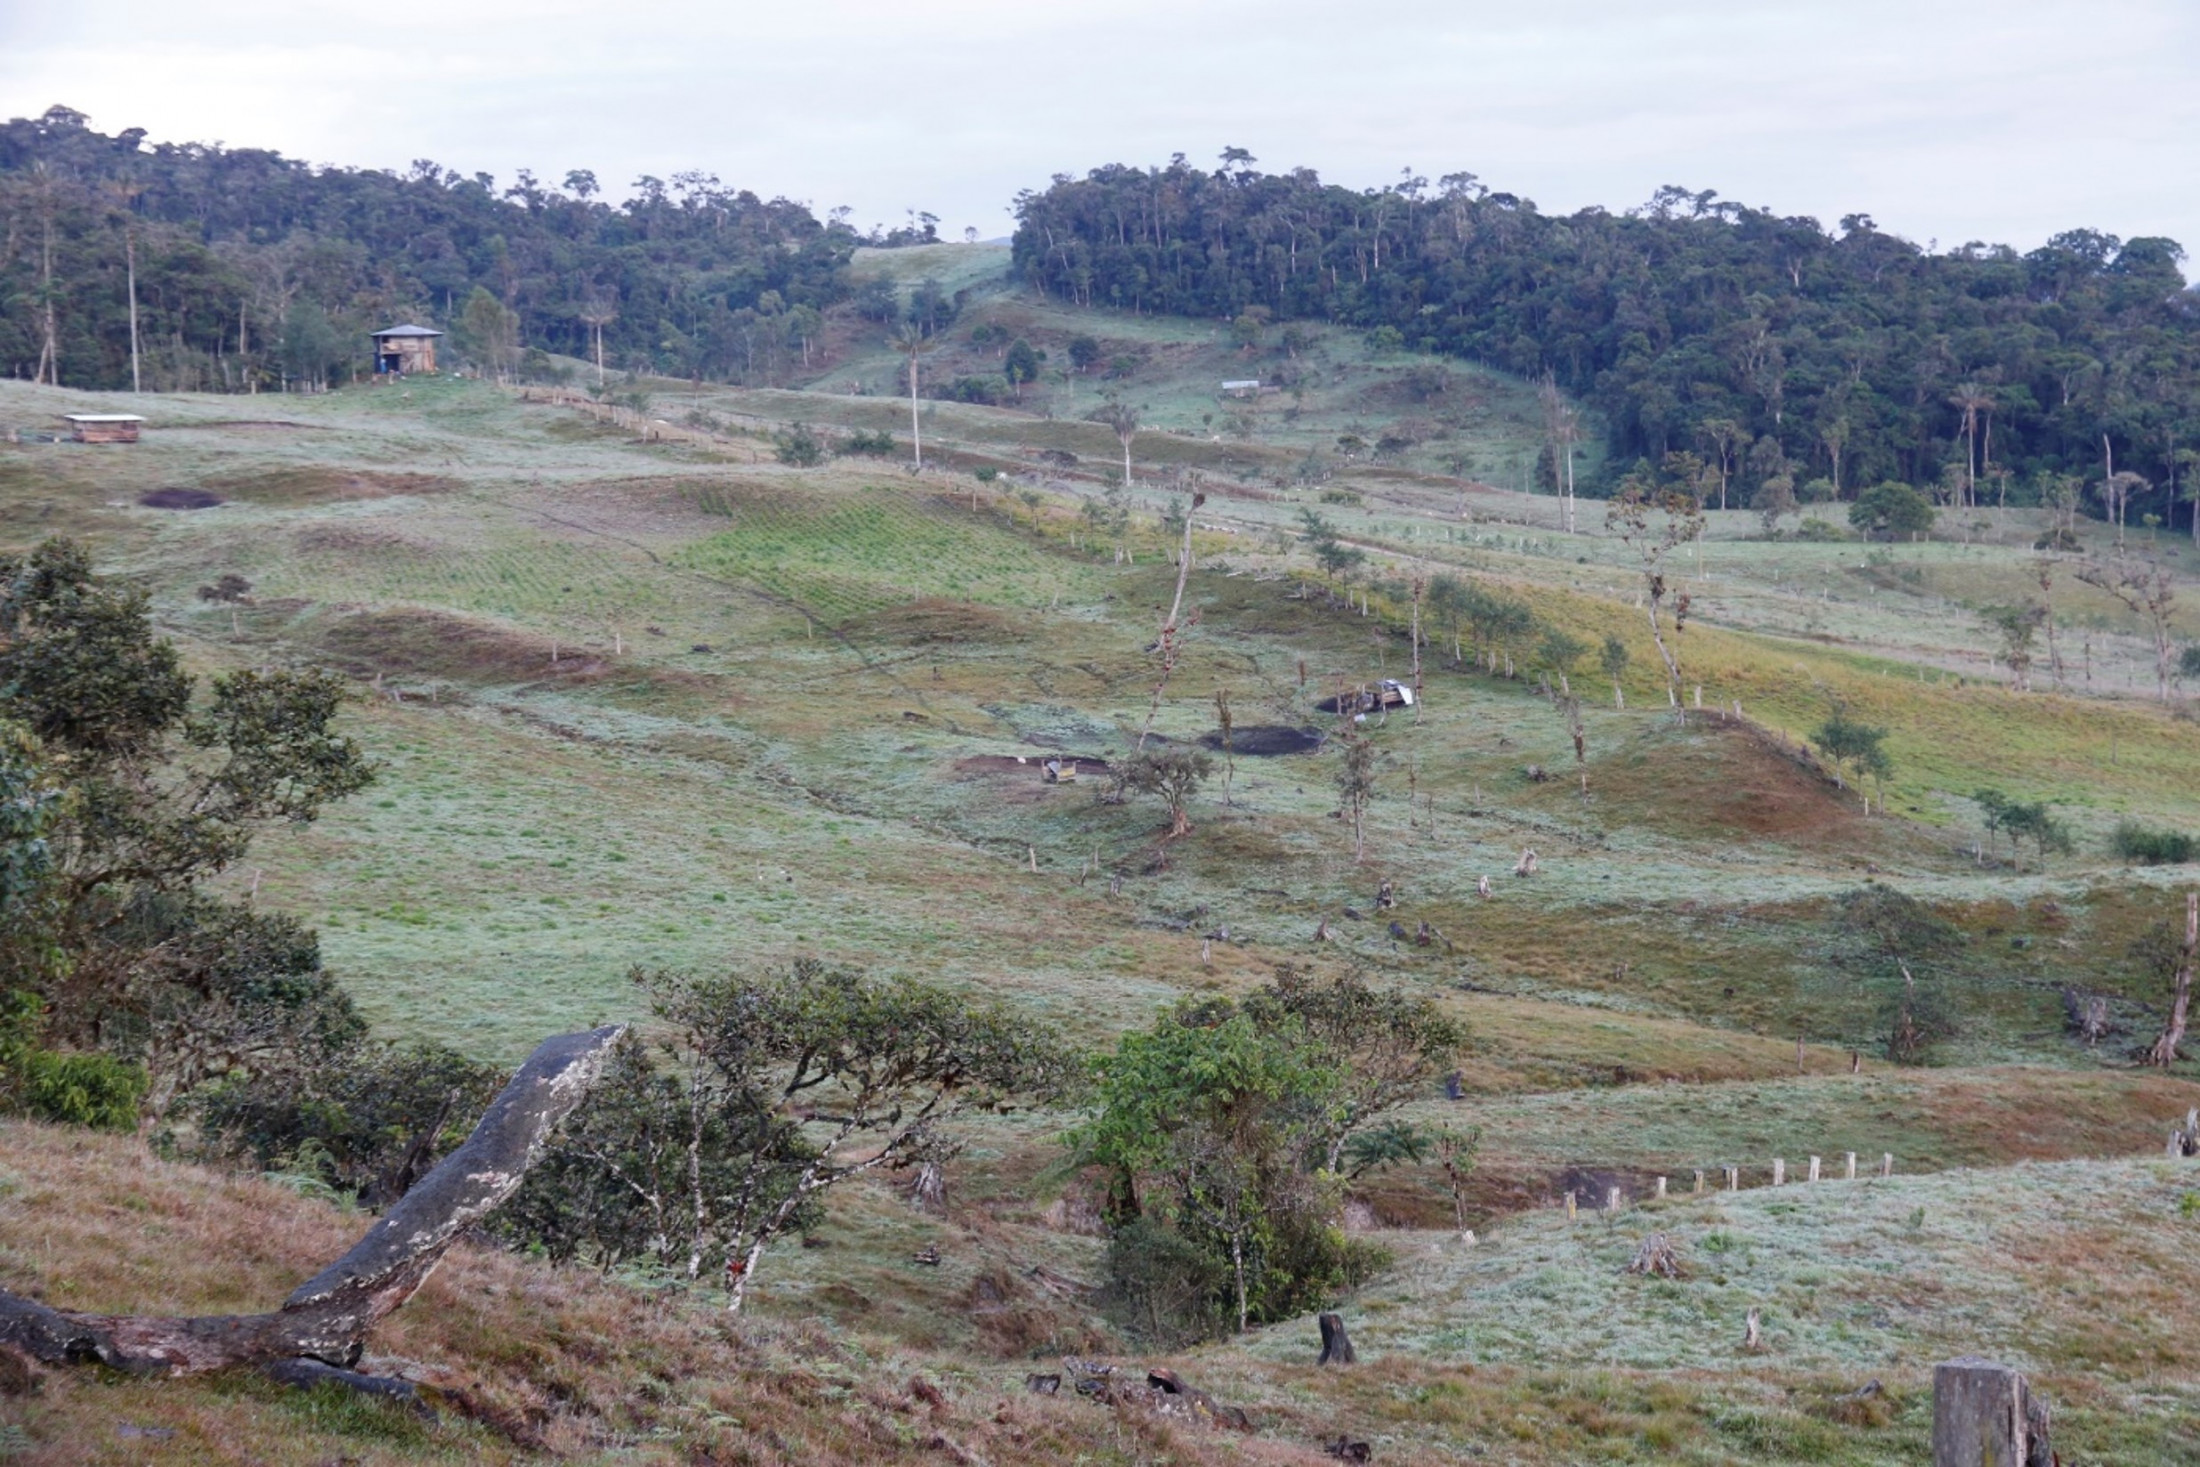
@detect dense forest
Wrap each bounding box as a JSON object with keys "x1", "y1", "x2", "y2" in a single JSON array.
[
  {"x1": 1014, "y1": 154, "x2": 2200, "y2": 523},
  {"x1": 0, "y1": 105, "x2": 882, "y2": 392}
]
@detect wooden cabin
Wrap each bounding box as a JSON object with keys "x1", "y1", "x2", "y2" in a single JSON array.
[
  {"x1": 61, "y1": 413, "x2": 144, "y2": 444},
  {"x1": 371, "y1": 324, "x2": 443, "y2": 376}
]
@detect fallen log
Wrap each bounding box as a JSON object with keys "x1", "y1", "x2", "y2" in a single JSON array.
[{"x1": 0, "y1": 1025, "x2": 623, "y2": 1377}]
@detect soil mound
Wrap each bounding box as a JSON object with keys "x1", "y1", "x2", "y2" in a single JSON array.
[
  {"x1": 1202, "y1": 725, "x2": 1325, "y2": 757},
  {"x1": 139, "y1": 487, "x2": 223, "y2": 510}
]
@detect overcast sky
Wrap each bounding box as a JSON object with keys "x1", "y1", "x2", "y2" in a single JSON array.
[{"x1": 3, "y1": 0, "x2": 2195, "y2": 265}]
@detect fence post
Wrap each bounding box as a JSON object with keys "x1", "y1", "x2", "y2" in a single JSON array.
[
  {"x1": 1881, "y1": 1153, "x2": 1894, "y2": 1179},
  {"x1": 1845, "y1": 1152, "x2": 1857, "y2": 1181},
  {"x1": 1771, "y1": 1158, "x2": 1785, "y2": 1186},
  {"x1": 1808, "y1": 1155, "x2": 1821, "y2": 1183},
  {"x1": 1724, "y1": 1166, "x2": 1739, "y2": 1191}
]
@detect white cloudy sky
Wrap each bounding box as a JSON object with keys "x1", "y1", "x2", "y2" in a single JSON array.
[{"x1": 3, "y1": 0, "x2": 2195, "y2": 262}]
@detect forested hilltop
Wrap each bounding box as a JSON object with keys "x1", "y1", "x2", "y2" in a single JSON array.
[
  {"x1": 1014, "y1": 154, "x2": 2200, "y2": 522},
  {"x1": 0, "y1": 104, "x2": 877, "y2": 392}
]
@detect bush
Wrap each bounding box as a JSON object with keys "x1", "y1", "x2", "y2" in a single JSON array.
[
  {"x1": 973, "y1": 466, "x2": 999, "y2": 483},
  {"x1": 844, "y1": 428, "x2": 896, "y2": 456},
  {"x1": 2112, "y1": 821, "x2": 2197, "y2": 865},
  {"x1": 1849, "y1": 481, "x2": 1936, "y2": 541},
  {"x1": 1794, "y1": 517, "x2": 1850, "y2": 541},
  {"x1": 15, "y1": 1047, "x2": 148, "y2": 1130},
  {"x1": 198, "y1": 1042, "x2": 504, "y2": 1205},
  {"x1": 938, "y1": 375, "x2": 1007, "y2": 406},
  {"x1": 1318, "y1": 489, "x2": 1363, "y2": 506},
  {"x1": 771, "y1": 422, "x2": 828, "y2": 466}
]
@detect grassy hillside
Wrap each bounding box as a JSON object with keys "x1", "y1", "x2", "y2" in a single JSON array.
[{"x1": 3, "y1": 341, "x2": 2198, "y2": 1461}]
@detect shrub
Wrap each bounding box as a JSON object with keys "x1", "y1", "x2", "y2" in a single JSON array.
[
  {"x1": 2112, "y1": 821, "x2": 2197, "y2": 865},
  {"x1": 844, "y1": 428, "x2": 896, "y2": 456},
  {"x1": 771, "y1": 422, "x2": 827, "y2": 467},
  {"x1": 1795, "y1": 517, "x2": 1850, "y2": 542},
  {"x1": 1849, "y1": 481, "x2": 1936, "y2": 541},
  {"x1": 16, "y1": 1047, "x2": 147, "y2": 1130},
  {"x1": 1319, "y1": 488, "x2": 1363, "y2": 506},
  {"x1": 973, "y1": 466, "x2": 999, "y2": 484}
]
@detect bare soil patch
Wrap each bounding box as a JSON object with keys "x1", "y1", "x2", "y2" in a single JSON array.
[
  {"x1": 317, "y1": 608, "x2": 609, "y2": 685},
  {"x1": 841, "y1": 598, "x2": 1025, "y2": 645},
  {"x1": 1201, "y1": 724, "x2": 1325, "y2": 757},
  {"x1": 1585, "y1": 717, "x2": 1873, "y2": 847},
  {"x1": 214, "y1": 467, "x2": 458, "y2": 506},
  {"x1": 139, "y1": 487, "x2": 223, "y2": 510}
]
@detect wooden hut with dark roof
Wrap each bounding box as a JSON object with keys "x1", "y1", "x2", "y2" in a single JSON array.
[{"x1": 371, "y1": 324, "x2": 443, "y2": 377}]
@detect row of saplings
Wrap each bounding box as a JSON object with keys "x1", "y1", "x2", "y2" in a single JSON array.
[{"x1": 0, "y1": 537, "x2": 1465, "y2": 1345}]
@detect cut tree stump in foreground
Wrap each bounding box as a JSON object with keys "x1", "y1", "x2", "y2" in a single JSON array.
[
  {"x1": 1933, "y1": 1357, "x2": 2052, "y2": 1467},
  {"x1": 0, "y1": 1025, "x2": 623, "y2": 1379},
  {"x1": 1317, "y1": 1313, "x2": 1356, "y2": 1365}
]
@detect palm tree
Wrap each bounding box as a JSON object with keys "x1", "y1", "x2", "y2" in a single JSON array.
[
  {"x1": 578, "y1": 298, "x2": 618, "y2": 386},
  {"x1": 894, "y1": 324, "x2": 942, "y2": 470},
  {"x1": 1948, "y1": 383, "x2": 1993, "y2": 509},
  {"x1": 1089, "y1": 399, "x2": 1140, "y2": 487}
]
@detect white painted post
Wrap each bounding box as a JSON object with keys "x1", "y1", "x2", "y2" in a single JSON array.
[
  {"x1": 1845, "y1": 1152, "x2": 1857, "y2": 1181},
  {"x1": 1655, "y1": 1177, "x2": 1667, "y2": 1199},
  {"x1": 1881, "y1": 1153, "x2": 1894, "y2": 1179},
  {"x1": 1808, "y1": 1155, "x2": 1821, "y2": 1183},
  {"x1": 1606, "y1": 1185, "x2": 1622, "y2": 1214},
  {"x1": 1772, "y1": 1158, "x2": 1785, "y2": 1186}
]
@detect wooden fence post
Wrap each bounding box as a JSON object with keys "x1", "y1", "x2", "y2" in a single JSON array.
[
  {"x1": 1771, "y1": 1158, "x2": 1785, "y2": 1186},
  {"x1": 1655, "y1": 1177, "x2": 1667, "y2": 1199},
  {"x1": 1606, "y1": 1185, "x2": 1622, "y2": 1214},
  {"x1": 1724, "y1": 1166, "x2": 1739, "y2": 1191},
  {"x1": 1881, "y1": 1153, "x2": 1894, "y2": 1178},
  {"x1": 1692, "y1": 1170, "x2": 1704, "y2": 1194},
  {"x1": 1808, "y1": 1155, "x2": 1821, "y2": 1183},
  {"x1": 1845, "y1": 1152, "x2": 1857, "y2": 1181}
]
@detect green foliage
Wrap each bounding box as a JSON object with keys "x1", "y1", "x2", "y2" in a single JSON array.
[
  {"x1": 1122, "y1": 747, "x2": 1212, "y2": 837},
  {"x1": 506, "y1": 962, "x2": 1074, "y2": 1299},
  {"x1": 1974, "y1": 789, "x2": 2073, "y2": 868},
  {"x1": 1298, "y1": 507, "x2": 1365, "y2": 583},
  {"x1": 843, "y1": 428, "x2": 897, "y2": 456},
  {"x1": 0, "y1": 992, "x2": 145, "y2": 1130},
  {"x1": 1015, "y1": 161, "x2": 2198, "y2": 525},
  {"x1": 1536, "y1": 630, "x2": 1587, "y2": 676},
  {"x1": 1598, "y1": 634, "x2": 1630, "y2": 683},
  {"x1": 1849, "y1": 482, "x2": 1937, "y2": 541},
  {"x1": 1072, "y1": 967, "x2": 1456, "y2": 1339},
  {"x1": 0, "y1": 112, "x2": 855, "y2": 389},
  {"x1": 1066, "y1": 334, "x2": 1101, "y2": 373},
  {"x1": 2179, "y1": 645, "x2": 2200, "y2": 681},
  {"x1": 771, "y1": 422, "x2": 828, "y2": 466},
  {"x1": 0, "y1": 540, "x2": 374, "y2": 1112},
  {"x1": 1002, "y1": 338, "x2": 1043, "y2": 393},
  {"x1": 2110, "y1": 821, "x2": 2196, "y2": 866},
  {"x1": 1794, "y1": 517, "x2": 1851, "y2": 542},
  {"x1": 198, "y1": 1041, "x2": 501, "y2": 1204},
  {"x1": 1835, "y1": 887, "x2": 1960, "y2": 1064},
  {"x1": 1812, "y1": 708, "x2": 1892, "y2": 789}
]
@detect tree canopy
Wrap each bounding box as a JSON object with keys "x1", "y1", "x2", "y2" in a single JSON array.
[{"x1": 1014, "y1": 155, "x2": 2200, "y2": 525}]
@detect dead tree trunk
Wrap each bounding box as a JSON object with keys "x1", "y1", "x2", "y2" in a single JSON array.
[
  {"x1": 1933, "y1": 1357, "x2": 2051, "y2": 1467},
  {"x1": 0, "y1": 1025, "x2": 622, "y2": 1377},
  {"x1": 2145, "y1": 890, "x2": 2199, "y2": 1067}
]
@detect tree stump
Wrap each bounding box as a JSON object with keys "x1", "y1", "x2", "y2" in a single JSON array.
[
  {"x1": 1933, "y1": 1357, "x2": 2050, "y2": 1467},
  {"x1": 1316, "y1": 1313, "x2": 1356, "y2": 1366}
]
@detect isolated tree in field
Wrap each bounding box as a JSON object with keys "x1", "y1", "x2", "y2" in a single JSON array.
[
  {"x1": 1003, "y1": 338, "x2": 1043, "y2": 398},
  {"x1": 1336, "y1": 732, "x2": 1378, "y2": 862},
  {"x1": 1090, "y1": 398, "x2": 1141, "y2": 486},
  {"x1": 1072, "y1": 966, "x2": 1457, "y2": 1338},
  {"x1": 1836, "y1": 886, "x2": 1959, "y2": 1064},
  {"x1": 1753, "y1": 474, "x2": 1798, "y2": 533},
  {"x1": 510, "y1": 963, "x2": 1073, "y2": 1310},
  {"x1": 1849, "y1": 481, "x2": 1936, "y2": 541},
  {"x1": 2075, "y1": 556, "x2": 2177, "y2": 699},
  {"x1": 1599, "y1": 634, "x2": 1630, "y2": 707},
  {"x1": 2144, "y1": 890, "x2": 2198, "y2": 1067},
  {"x1": 1137, "y1": 491, "x2": 1208, "y2": 749},
  {"x1": 1605, "y1": 477, "x2": 1704, "y2": 711},
  {"x1": 894, "y1": 323, "x2": 941, "y2": 469},
  {"x1": 1536, "y1": 630, "x2": 1586, "y2": 684},
  {"x1": 1812, "y1": 706, "x2": 1891, "y2": 812},
  {"x1": 1068, "y1": 334, "x2": 1101, "y2": 374},
  {"x1": 1123, "y1": 747, "x2": 1212, "y2": 838},
  {"x1": 577, "y1": 297, "x2": 618, "y2": 386},
  {"x1": 1298, "y1": 507, "x2": 1364, "y2": 595},
  {"x1": 1979, "y1": 602, "x2": 2048, "y2": 690}
]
